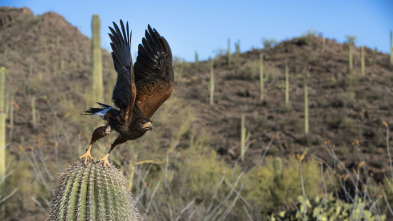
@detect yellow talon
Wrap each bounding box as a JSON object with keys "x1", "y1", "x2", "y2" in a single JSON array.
[
  {"x1": 79, "y1": 144, "x2": 94, "y2": 164},
  {"x1": 99, "y1": 153, "x2": 111, "y2": 167}
]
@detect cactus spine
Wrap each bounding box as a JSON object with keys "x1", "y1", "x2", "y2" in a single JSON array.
[
  {"x1": 209, "y1": 59, "x2": 214, "y2": 105},
  {"x1": 259, "y1": 54, "x2": 264, "y2": 100},
  {"x1": 285, "y1": 61, "x2": 289, "y2": 106},
  {"x1": 0, "y1": 67, "x2": 5, "y2": 178},
  {"x1": 92, "y1": 14, "x2": 104, "y2": 102},
  {"x1": 48, "y1": 161, "x2": 140, "y2": 220},
  {"x1": 227, "y1": 38, "x2": 231, "y2": 65},
  {"x1": 195, "y1": 51, "x2": 198, "y2": 66},
  {"x1": 361, "y1": 46, "x2": 365, "y2": 76},
  {"x1": 304, "y1": 77, "x2": 309, "y2": 136}
]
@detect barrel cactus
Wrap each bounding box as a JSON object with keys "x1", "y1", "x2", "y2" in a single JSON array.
[{"x1": 48, "y1": 160, "x2": 140, "y2": 221}]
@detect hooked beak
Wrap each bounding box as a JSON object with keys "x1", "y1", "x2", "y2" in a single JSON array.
[{"x1": 142, "y1": 122, "x2": 153, "y2": 131}]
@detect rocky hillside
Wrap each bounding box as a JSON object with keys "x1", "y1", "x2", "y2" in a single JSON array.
[
  {"x1": 177, "y1": 36, "x2": 393, "y2": 171},
  {"x1": 2, "y1": 5, "x2": 393, "y2": 175},
  {"x1": 0, "y1": 6, "x2": 393, "y2": 220}
]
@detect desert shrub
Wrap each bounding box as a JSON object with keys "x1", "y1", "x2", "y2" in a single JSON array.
[
  {"x1": 262, "y1": 38, "x2": 278, "y2": 49},
  {"x1": 383, "y1": 178, "x2": 393, "y2": 218},
  {"x1": 339, "y1": 116, "x2": 354, "y2": 130},
  {"x1": 270, "y1": 195, "x2": 386, "y2": 220},
  {"x1": 243, "y1": 156, "x2": 323, "y2": 215},
  {"x1": 346, "y1": 73, "x2": 363, "y2": 85},
  {"x1": 130, "y1": 132, "x2": 246, "y2": 220},
  {"x1": 336, "y1": 91, "x2": 356, "y2": 108},
  {"x1": 298, "y1": 29, "x2": 319, "y2": 46}
]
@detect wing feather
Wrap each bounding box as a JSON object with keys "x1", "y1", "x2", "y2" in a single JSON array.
[
  {"x1": 134, "y1": 25, "x2": 174, "y2": 119},
  {"x1": 109, "y1": 20, "x2": 135, "y2": 121}
]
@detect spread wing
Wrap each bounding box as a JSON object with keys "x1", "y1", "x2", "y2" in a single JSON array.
[
  {"x1": 109, "y1": 20, "x2": 136, "y2": 121},
  {"x1": 134, "y1": 25, "x2": 174, "y2": 119}
]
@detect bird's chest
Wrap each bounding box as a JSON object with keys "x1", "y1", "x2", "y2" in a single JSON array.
[
  {"x1": 121, "y1": 128, "x2": 146, "y2": 140},
  {"x1": 109, "y1": 120, "x2": 145, "y2": 140}
]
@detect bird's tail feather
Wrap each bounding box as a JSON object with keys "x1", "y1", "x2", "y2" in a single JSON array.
[{"x1": 83, "y1": 103, "x2": 114, "y2": 119}]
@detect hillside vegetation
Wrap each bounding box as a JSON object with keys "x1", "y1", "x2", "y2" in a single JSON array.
[{"x1": 0, "y1": 7, "x2": 393, "y2": 220}]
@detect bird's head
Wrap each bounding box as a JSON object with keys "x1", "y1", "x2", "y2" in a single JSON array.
[{"x1": 139, "y1": 119, "x2": 153, "y2": 131}]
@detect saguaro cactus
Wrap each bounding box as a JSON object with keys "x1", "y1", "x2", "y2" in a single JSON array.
[
  {"x1": 304, "y1": 77, "x2": 309, "y2": 136},
  {"x1": 48, "y1": 161, "x2": 140, "y2": 220},
  {"x1": 240, "y1": 114, "x2": 246, "y2": 161},
  {"x1": 92, "y1": 14, "x2": 104, "y2": 102},
  {"x1": 285, "y1": 61, "x2": 290, "y2": 106},
  {"x1": 195, "y1": 51, "x2": 198, "y2": 66},
  {"x1": 235, "y1": 40, "x2": 240, "y2": 55},
  {"x1": 31, "y1": 96, "x2": 36, "y2": 129},
  {"x1": 390, "y1": 30, "x2": 393, "y2": 65},
  {"x1": 0, "y1": 67, "x2": 5, "y2": 178},
  {"x1": 209, "y1": 59, "x2": 214, "y2": 105},
  {"x1": 361, "y1": 46, "x2": 365, "y2": 76},
  {"x1": 227, "y1": 38, "x2": 231, "y2": 65},
  {"x1": 273, "y1": 157, "x2": 282, "y2": 176},
  {"x1": 346, "y1": 36, "x2": 356, "y2": 72},
  {"x1": 259, "y1": 54, "x2": 264, "y2": 100}
]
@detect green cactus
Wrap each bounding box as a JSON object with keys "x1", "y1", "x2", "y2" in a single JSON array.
[
  {"x1": 227, "y1": 38, "x2": 231, "y2": 65},
  {"x1": 285, "y1": 61, "x2": 290, "y2": 106},
  {"x1": 48, "y1": 160, "x2": 140, "y2": 220},
  {"x1": 195, "y1": 51, "x2": 198, "y2": 66},
  {"x1": 0, "y1": 67, "x2": 5, "y2": 178},
  {"x1": 92, "y1": 14, "x2": 104, "y2": 102},
  {"x1": 31, "y1": 96, "x2": 36, "y2": 129},
  {"x1": 273, "y1": 157, "x2": 282, "y2": 175},
  {"x1": 240, "y1": 114, "x2": 245, "y2": 161},
  {"x1": 304, "y1": 78, "x2": 309, "y2": 136},
  {"x1": 390, "y1": 30, "x2": 392, "y2": 65},
  {"x1": 361, "y1": 46, "x2": 365, "y2": 76},
  {"x1": 240, "y1": 114, "x2": 251, "y2": 161},
  {"x1": 4, "y1": 93, "x2": 9, "y2": 119},
  {"x1": 259, "y1": 54, "x2": 264, "y2": 100},
  {"x1": 209, "y1": 59, "x2": 214, "y2": 105},
  {"x1": 346, "y1": 36, "x2": 356, "y2": 73},
  {"x1": 235, "y1": 40, "x2": 240, "y2": 55}
]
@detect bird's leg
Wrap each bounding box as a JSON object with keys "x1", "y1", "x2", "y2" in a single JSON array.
[
  {"x1": 99, "y1": 135, "x2": 127, "y2": 167},
  {"x1": 80, "y1": 125, "x2": 112, "y2": 164}
]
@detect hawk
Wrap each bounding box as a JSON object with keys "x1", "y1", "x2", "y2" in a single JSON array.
[{"x1": 79, "y1": 20, "x2": 173, "y2": 167}]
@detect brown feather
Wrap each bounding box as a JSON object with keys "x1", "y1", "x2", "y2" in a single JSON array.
[
  {"x1": 136, "y1": 83, "x2": 173, "y2": 118},
  {"x1": 134, "y1": 25, "x2": 174, "y2": 119},
  {"x1": 125, "y1": 68, "x2": 136, "y2": 121}
]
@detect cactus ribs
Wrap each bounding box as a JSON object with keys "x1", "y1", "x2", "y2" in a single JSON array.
[{"x1": 80, "y1": 20, "x2": 174, "y2": 167}]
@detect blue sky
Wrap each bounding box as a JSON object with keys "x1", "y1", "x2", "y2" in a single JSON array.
[{"x1": 2, "y1": 0, "x2": 393, "y2": 61}]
